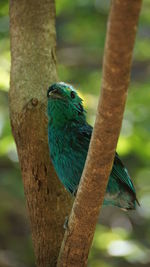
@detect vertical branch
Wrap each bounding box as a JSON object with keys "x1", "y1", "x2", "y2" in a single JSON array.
[
  {"x1": 57, "y1": 1, "x2": 142, "y2": 266},
  {"x1": 9, "y1": 0, "x2": 72, "y2": 266}
]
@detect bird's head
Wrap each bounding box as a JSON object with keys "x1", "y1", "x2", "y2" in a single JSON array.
[{"x1": 47, "y1": 82, "x2": 86, "y2": 127}]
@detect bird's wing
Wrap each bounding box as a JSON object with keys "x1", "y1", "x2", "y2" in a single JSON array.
[
  {"x1": 112, "y1": 152, "x2": 136, "y2": 194},
  {"x1": 75, "y1": 123, "x2": 136, "y2": 195},
  {"x1": 78, "y1": 123, "x2": 93, "y2": 141},
  {"x1": 78, "y1": 125, "x2": 136, "y2": 194}
]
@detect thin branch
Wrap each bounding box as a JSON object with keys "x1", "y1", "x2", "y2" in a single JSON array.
[{"x1": 57, "y1": 0, "x2": 142, "y2": 266}]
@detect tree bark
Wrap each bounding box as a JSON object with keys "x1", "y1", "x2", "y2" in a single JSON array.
[
  {"x1": 57, "y1": 1, "x2": 142, "y2": 266},
  {"x1": 9, "y1": 1, "x2": 72, "y2": 266}
]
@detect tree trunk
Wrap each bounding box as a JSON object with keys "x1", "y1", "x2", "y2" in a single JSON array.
[
  {"x1": 57, "y1": 1, "x2": 142, "y2": 266},
  {"x1": 9, "y1": 1, "x2": 72, "y2": 266}
]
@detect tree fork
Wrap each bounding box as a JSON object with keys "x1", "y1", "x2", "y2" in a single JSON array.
[
  {"x1": 57, "y1": 1, "x2": 142, "y2": 266},
  {"x1": 9, "y1": 0, "x2": 72, "y2": 266}
]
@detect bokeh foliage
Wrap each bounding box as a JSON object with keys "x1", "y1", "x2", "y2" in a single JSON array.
[{"x1": 0, "y1": 0, "x2": 150, "y2": 266}]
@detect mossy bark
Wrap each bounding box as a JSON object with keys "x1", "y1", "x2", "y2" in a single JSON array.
[
  {"x1": 57, "y1": 1, "x2": 142, "y2": 266},
  {"x1": 9, "y1": 1, "x2": 72, "y2": 266}
]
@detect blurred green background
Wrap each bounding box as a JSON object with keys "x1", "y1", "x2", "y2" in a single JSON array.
[{"x1": 0, "y1": 0, "x2": 150, "y2": 266}]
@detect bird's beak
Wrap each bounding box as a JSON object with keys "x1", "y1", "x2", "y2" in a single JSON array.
[{"x1": 48, "y1": 89, "x2": 63, "y2": 99}]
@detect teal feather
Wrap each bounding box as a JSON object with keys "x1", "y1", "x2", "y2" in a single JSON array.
[{"x1": 47, "y1": 82, "x2": 139, "y2": 210}]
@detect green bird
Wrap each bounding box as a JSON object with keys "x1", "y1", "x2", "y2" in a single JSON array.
[{"x1": 47, "y1": 82, "x2": 139, "y2": 210}]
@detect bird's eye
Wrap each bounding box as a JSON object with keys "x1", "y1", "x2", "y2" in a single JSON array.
[{"x1": 71, "y1": 91, "x2": 75, "y2": 99}]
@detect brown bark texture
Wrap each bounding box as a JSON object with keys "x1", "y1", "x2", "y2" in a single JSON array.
[
  {"x1": 57, "y1": 1, "x2": 142, "y2": 266},
  {"x1": 9, "y1": 1, "x2": 72, "y2": 266}
]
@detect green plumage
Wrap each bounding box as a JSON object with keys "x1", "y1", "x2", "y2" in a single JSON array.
[{"x1": 47, "y1": 82, "x2": 139, "y2": 210}]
